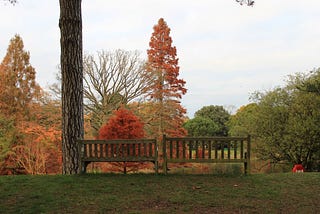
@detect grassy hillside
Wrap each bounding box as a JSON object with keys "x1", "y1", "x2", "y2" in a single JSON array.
[{"x1": 1, "y1": 173, "x2": 319, "y2": 213}]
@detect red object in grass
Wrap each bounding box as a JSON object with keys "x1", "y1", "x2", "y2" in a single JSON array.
[{"x1": 292, "y1": 164, "x2": 305, "y2": 173}]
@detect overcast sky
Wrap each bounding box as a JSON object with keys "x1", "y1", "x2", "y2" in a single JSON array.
[{"x1": 1, "y1": 0, "x2": 320, "y2": 117}]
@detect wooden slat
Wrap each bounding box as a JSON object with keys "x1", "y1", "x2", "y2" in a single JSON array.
[
  {"x1": 215, "y1": 142, "x2": 218, "y2": 159},
  {"x1": 170, "y1": 141, "x2": 173, "y2": 159},
  {"x1": 195, "y1": 140, "x2": 199, "y2": 159},
  {"x1": 166, "y1": 159, "x2": 245, "y2": 164},
  {"x1": 227, "y1": 141, "x2": 231, "y2": 160},
  {"x1": 83, "y1": 157, "x2": 157, "y2": 162},
  {"x1": 115, "y1": 144, "x2": 120, "y2": 157},
  {"x1": 144, "y1": 143, "x2": 147, "y2": 157},
  {"x1": 111, "y1": 144, "x2": 114, "y2": 157},
  {"x1": 182, "y1": 140, "x2": 186, "y2": 159},
  {"x1": 84, "y1": 144, "x2": 87, "y2": 158},
  {"x1": 94, "y1": 143, "x2": 98, "y2": 158},
  {"x1": 221, "y1": 142, "x2": 224, "y2": 159},
  {"x1": 106, "y1": 143, "x2": 109, "y2": 158},
  {"x1": 78, "y1": 139, "x2": 155, "y2": 144},
  {"x1": 189, "y1": 141, "x2": 192, "y2": 159},
  {"x1": 208, "y1": 140, "x2": 212, "y2": 159},
  {"x1": 149, "y1": 143, "x2": 152, "y2": 158},
  {"x1": 89, "y1": 144, "x2": 93, "y2": 157},
  {"x1": 201, "y1": 140, "x2": 205, "y2": 159},
  {"x1": 240, "y1": 140, "x2": 244, "y2": 159},
  {"x1": 138, "y1": 143, "x2": 141, "y2": 157},
  {"x1": 163, "y1": 136, "x2": 248, "y2": 142}
]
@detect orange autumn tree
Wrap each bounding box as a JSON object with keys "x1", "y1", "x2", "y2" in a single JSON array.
[
  {"x1": 98, "y1": 107, "x2": 145, "y2": 173},
  {"x1": 12, "y1": 121, "x2": 61, "y2": 175},
  {"x1": 0, "y1": 35, "x2": 40, "y2": 174},
  {"x1": 0, "y1": 35, "x2": 41, "y2": 121},
  {"x1": 0, "y1": 35, "x2": 62, "y2": 174},
  {"x1": 146, "y1": 18, "x2": 187, "y2": 139}
]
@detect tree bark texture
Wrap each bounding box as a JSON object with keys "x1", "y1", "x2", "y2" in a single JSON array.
[{"x1": 59, "y1": 0, "x2": 84, "y2": 174}]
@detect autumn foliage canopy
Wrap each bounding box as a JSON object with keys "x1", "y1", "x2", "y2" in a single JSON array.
[
  {"x1": 98, "y1": 107, "x2": 146, "y2": 173},
  {"x1": 0, "y1": 35, "x2": 61, "y2": 175},
  {"x1": 99, "y1": 107, "x2": 145, "y2": 140}
]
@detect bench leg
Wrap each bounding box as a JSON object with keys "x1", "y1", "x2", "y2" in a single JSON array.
[
  {"x1": 244, "y1": 161, "x2": 248, "y2": 175},
  {"x1": 81, "y1": 162, "x2": 90, "y2": 174},
  {"x1": 155, "y1": 160, "x2": 159, "y2": 174}
]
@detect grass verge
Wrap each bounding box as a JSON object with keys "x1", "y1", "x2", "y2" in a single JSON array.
[{"x1": 0, "y1": 173, "x2": 319, "y2": 213}]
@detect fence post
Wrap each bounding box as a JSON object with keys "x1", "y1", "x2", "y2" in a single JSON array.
[
  {"x1": 244, "y1": 135, "x2": 251, "y2": 175},
  {"x1": 163, "y1": 135, "x2": 167, "y2": 174},
  {"x1": 155, "y1": 139, "x2": 159, "y2": 174},
  {"x1": 77, "y1": 140, "x2": 85, "y2": 174}
]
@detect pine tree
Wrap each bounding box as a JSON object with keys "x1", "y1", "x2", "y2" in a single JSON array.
[{"x1": 147, "y1": 18, "x2": 187, "y2": 138}]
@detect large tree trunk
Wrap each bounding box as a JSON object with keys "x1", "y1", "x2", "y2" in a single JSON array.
[{"x1": 59, "y1": 0, "x2": 84, "y2": 174}]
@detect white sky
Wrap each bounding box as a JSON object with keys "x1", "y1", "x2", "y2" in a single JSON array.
[{"x1": 1, "y1": 0, "x2": 320, "y2": 117}]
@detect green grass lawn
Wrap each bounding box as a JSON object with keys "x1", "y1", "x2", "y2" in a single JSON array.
[{"x1": 1, "y1": 173, "x2": 319, "y2": 213}]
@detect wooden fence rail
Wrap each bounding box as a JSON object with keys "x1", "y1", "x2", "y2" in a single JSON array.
[{"x1": 162, "y1": 135, "x2": 251, "y2": 174}]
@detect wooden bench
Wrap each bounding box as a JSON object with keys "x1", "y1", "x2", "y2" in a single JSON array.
[
  {"x1": 78, "y1": 139, "x2": 158, "y2": 174},
  {"x1": 162, "y1": 135, "x2": 251, "y2": 174}
]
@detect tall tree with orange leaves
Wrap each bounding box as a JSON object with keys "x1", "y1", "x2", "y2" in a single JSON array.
[
  {"x1": 0, "y1": 35, "x2": 41, "y2": 174},
  {"x1": 0, "y1": 35, "x2": 41, "y2": 121},
  {"x1": 0, "y1": 35, "x2": 62, "y2": 174},
  {"x1": 146, "y1": 18, "x2": 187, "y2": 139}
]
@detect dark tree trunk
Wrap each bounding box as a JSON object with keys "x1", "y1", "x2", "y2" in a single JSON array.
[{"x1": 59, "y1": 0, "x2": 84, "y2": 174}]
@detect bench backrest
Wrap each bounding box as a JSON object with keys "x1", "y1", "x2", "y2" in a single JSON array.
[
  {"x1": 78, "y1": 139, "x2": 158, "y2": 162},
  {"x1": 163, "y1": 135, "x2": 250, "y2": 163}
]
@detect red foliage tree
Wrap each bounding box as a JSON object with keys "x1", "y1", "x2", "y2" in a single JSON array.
[
  {"x1": 98, "y1": 107, "x2": 146, "y2": 173},
  {"x1": 99, "y1": 107, "x2": 144, "y2": 140},
  {"x1": 146, "y1": 18, "x2": 187, "y2": 139}
]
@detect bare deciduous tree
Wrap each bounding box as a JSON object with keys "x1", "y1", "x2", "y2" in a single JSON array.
[
  {"x1": 236, "y1": 0, "x2": 254, "y2": 6},
  {"x1": 83, "y1": 49, "x2": 151, "y2": 134}
]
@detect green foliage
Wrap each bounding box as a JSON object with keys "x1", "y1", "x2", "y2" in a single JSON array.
[
  {"x1": 228, "y1": 103, "x2": 258, "y2": 136},
  {"x1": 0, "y1": 114, "x2": 16, "y2": 163},
  {"x1": 296, "y1": 68, "x2": 320, "y2": 94},
  {"x1": 192, "y1": 105, "x2": 230, "y2": 136},
  {"x1": 228, "y1": 70, "x2": 320, "y2": 171},
  {"x1": 183, "y1": 117, "x2": 219, "y2": 137},
  {"x1": 244, "y1": 71, "x2": 320, "y2": 170}
]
